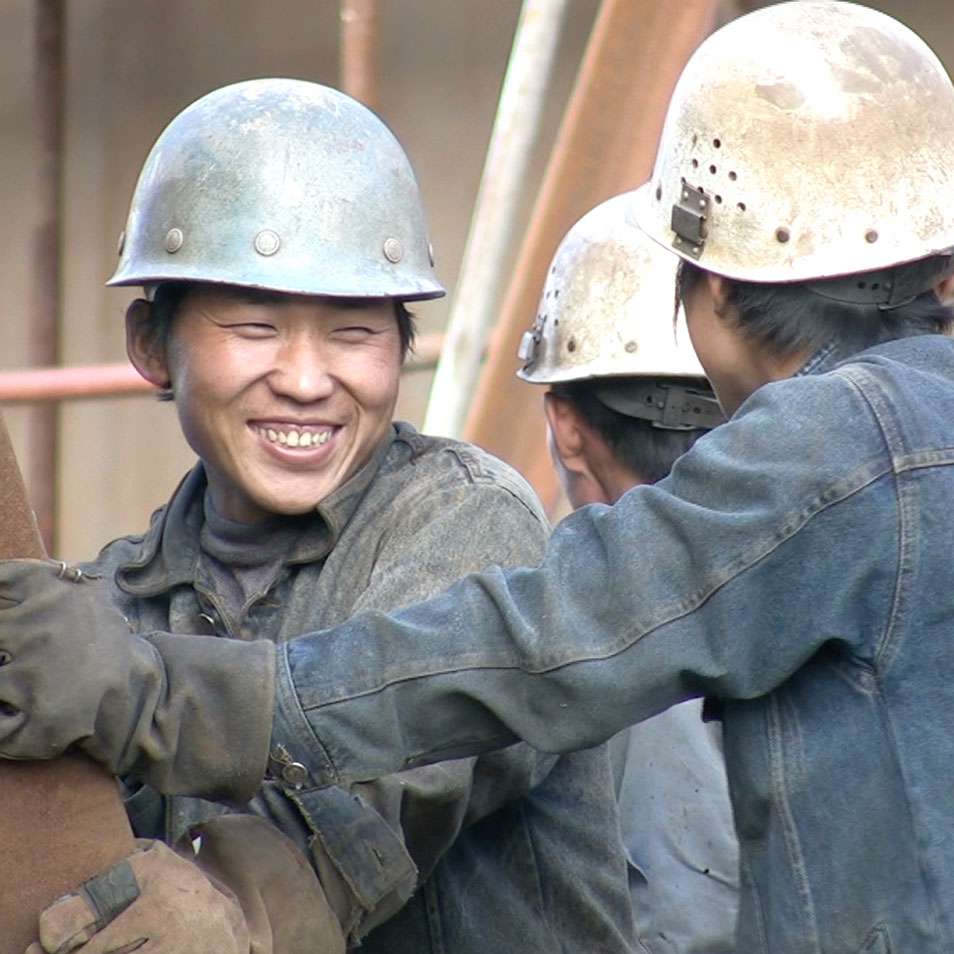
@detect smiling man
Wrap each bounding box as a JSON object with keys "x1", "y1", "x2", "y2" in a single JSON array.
[
  {"x1": 2, "y1": 79, "x2": 634, "y2": 953},
  {"x1": 6, "y1": 6, "x2": 954, "y2": 954}
]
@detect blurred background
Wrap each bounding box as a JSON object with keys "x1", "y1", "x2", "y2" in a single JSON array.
[{"x1": 2, "y1": 0, "x2": 953, "y2": 560}]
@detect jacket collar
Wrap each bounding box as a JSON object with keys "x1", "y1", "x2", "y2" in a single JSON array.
[{"x1": 117, "y1": 425, "x2": 399, "y2": 597}]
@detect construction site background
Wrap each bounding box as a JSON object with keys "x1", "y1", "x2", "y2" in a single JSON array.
[{"x1": 1, "y1": 0, "x2": 953, "y2": 561}]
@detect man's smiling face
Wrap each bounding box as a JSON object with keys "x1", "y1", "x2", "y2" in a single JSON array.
[{"x1": 133, "y1": 285, "x2": 403, "y2": 523}]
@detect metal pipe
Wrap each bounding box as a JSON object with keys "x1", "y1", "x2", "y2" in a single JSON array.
[
  {"x1": 463, "y1": 0, "x2": 720, "y2": 515},
  {"x1": 339, "y1": 0, "x2": 380, "y2": 110},
  {"x1": 0, "y1": 335, "x2": 445, "y2": 405},
  {"x1": 30, "y1": 0, "x2": 65, "y2": 551},
  {"x1": 423, "y1": 0, "x2": 570, "y2": 438}
]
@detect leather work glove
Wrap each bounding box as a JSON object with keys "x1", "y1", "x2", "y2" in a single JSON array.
[
  {"x1": 26, "y1": 839, "x2": 249, "y2": 954},
  {"x1": 0, "y1": 558, "x2": 275, "y2": 802},
  {"x1": 27, "y1": 822, "x2": 345, "y2": 954},
  {"x1": 190, "y1": 815, "x2": 346, "y2": 954}
]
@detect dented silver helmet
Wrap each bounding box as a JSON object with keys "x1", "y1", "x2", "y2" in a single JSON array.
[
  {"x1": 631, "y1": 1, "x2": 954, "y2": 294},
  {"x1": 108, "y1": 78, "x2": 445, "y2": 301}
]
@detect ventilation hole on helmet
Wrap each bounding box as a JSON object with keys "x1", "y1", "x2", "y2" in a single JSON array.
[
  {"x1": 554, "y1": 290, "x2": 559, "y2": 298},
  {"x1": 691, "y1": 159, "x2": 699, "y2": 169},
  {"x1": 709, "y1": 165, "x2": 717, "y2": 175},
  {"x1": 871, "y1": 283, "x2": 880, "y2": 290},
  {"x1": 715, "y1": 195, "x2": 723, "y2": 204},
  {"x1": 713, "y1": 138, "x2": 721, "y2": 149},
  {"x1": 775, "y1": 227, "x2": 791, "y2": 243},
  {"x1": 737, "y1": 202, "x2": 747, "y2": 212},
  {"x1": 857, "y1": 281, "x2": 867, "y2": 289},
  {"x1": 655, "y1": 185, "x2": 663, "y2": 200},
  {"x1": 567, "y1": 339, "x2": 576, "y2": 352},
  {"x1": 728, "y1": 171, "x2": 737, "y2": 181}
]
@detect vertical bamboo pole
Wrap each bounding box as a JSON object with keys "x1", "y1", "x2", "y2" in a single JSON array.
[
  {"x1": 29, "y1": 0, "x2": 65, "y2": 554},
  {"x1": 463, "y1": 0, "x2": 720, "y2": 515},
  {"x1": 339, "y1": 0, "x2": 380, "y2": 110},
  {"x1": 423, "y1": 0, "x2": 570, "y2": 438}
]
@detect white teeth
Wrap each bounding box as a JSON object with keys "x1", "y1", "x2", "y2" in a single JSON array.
[{"x1": 257, "y1": 426, "x2": 331, "y2": 448}]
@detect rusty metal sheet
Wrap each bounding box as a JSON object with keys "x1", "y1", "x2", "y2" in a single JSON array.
[{"x1": 0, "y1": 413, "x2": 134, "y2": 953}]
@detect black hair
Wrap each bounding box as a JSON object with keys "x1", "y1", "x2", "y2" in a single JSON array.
[
  {"x1": 676, "y1": 256, "x2": 954, "y2": 360},
  {"x1": 549, "y1": 376, "x2": 712, "y2": 484},
  {"x1": 145, "y1": 281, "x2": 417, "y2": 401}
]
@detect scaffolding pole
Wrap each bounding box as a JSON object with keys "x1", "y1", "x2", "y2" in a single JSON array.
[{"x1": 423, "y1": 0, "x2": 570, "y2": 438}]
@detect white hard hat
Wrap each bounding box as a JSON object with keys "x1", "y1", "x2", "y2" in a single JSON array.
[
  {"x1": 518, "y1": 192, "x2": 703, "y2": 384},
  {"x1": 632, "y1": 1, "x2": 954, "y2": 297},
  {"x1": 518, "y1": 192, "x2": 722, "y2": 430}
]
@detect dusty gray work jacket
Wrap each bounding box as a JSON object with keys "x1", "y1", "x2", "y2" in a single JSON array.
[
  {"x1": 87, "y1": 422, "x2": 635, "y2": 952},
  {"x1": 267, "y1": 336, "x2": 954, "y2": 954}
]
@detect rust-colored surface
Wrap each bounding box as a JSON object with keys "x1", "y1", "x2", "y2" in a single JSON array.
[
  {"x1": 339, "y1": 0, "x2": 380, "y2": 111},
  {"x1": 463, "y1": 0, "x2": 720, "y2": 516},
  {"x1": 0, "y1": 413, "x2": 134, "y2": 953}
]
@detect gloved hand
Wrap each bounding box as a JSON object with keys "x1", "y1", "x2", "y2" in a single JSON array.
[
  {"x1": 26, "y1": 839, "x2": 250, "y2": 954},
  {"x1": 26, "y1": 823, "x2": 346, "y2": 954},
  {"x1": 0, "y1": 558, "x2": 275, "y2": 801}
]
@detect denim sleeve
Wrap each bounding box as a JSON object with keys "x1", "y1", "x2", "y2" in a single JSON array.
[{"x1": 271, "y1": 368, "x2": 901, "y2": 789}]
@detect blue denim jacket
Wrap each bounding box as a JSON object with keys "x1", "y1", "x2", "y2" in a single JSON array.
[
  {"x1": 88, "y1": 422, "x2": 635, "y2": 952},
  {"x1": 270, "y1": 335, "x2": 954, "y2": 954}
]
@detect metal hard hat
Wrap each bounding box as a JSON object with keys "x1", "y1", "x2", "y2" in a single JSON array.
[
  {"x1": 632, "y1": 1, "x2": 954, "y2": 286},
  {"x1": 108, "y1": 78, "x2": 445, "y2": 301},
  {"x1": 517, "y1": 192, "x2": 704, "y2": 385}
]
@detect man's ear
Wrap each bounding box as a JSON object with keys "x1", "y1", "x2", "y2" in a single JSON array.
[
  {"x1": 542, "y1": 392, "x2": 587, "y2": 472},
  {"x1": 125, "y1": 299, "x2": 171, "y2": 388},
  {"x1": 707, "y1": 273, "x2": 733, "y2": 319}
]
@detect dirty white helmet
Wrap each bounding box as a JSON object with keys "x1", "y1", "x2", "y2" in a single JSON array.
[
  {"x1": 108, "y1": 78, "x2": 445, "y2": 302},
  {"x1": 632, "y1": 1, "x2": 954, "y2": 302},
  {"x1": 518, "y1": 192, "x2": 722, "y2": 430}
]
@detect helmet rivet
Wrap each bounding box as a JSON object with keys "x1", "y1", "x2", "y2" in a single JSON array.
[
  {"x1": 383, "y1": 237, "x2": 404, "y2": 263},
  {"x1": 775, "y1": 227, "x2": 791, "y2": 244},
  {"x1": 164, "y1": 228, "x2": 184, "y2": 254},
  {"x1": 865, "y1": 229, "x2": 879, "y2": 244},
  {"x1": 116, "y1": 230, "x2": 126, "y2": 255},
  {"x1": 624, "y1": 341, "x2": 638, "y2": 353},
  {"x1": 254, "y1": 230, "x2": 281, "y2": 256}
]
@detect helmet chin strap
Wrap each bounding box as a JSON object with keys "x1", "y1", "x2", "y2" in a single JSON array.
[{"x1": 593, "y1": 379, "x2": 725, "y2": 430}]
